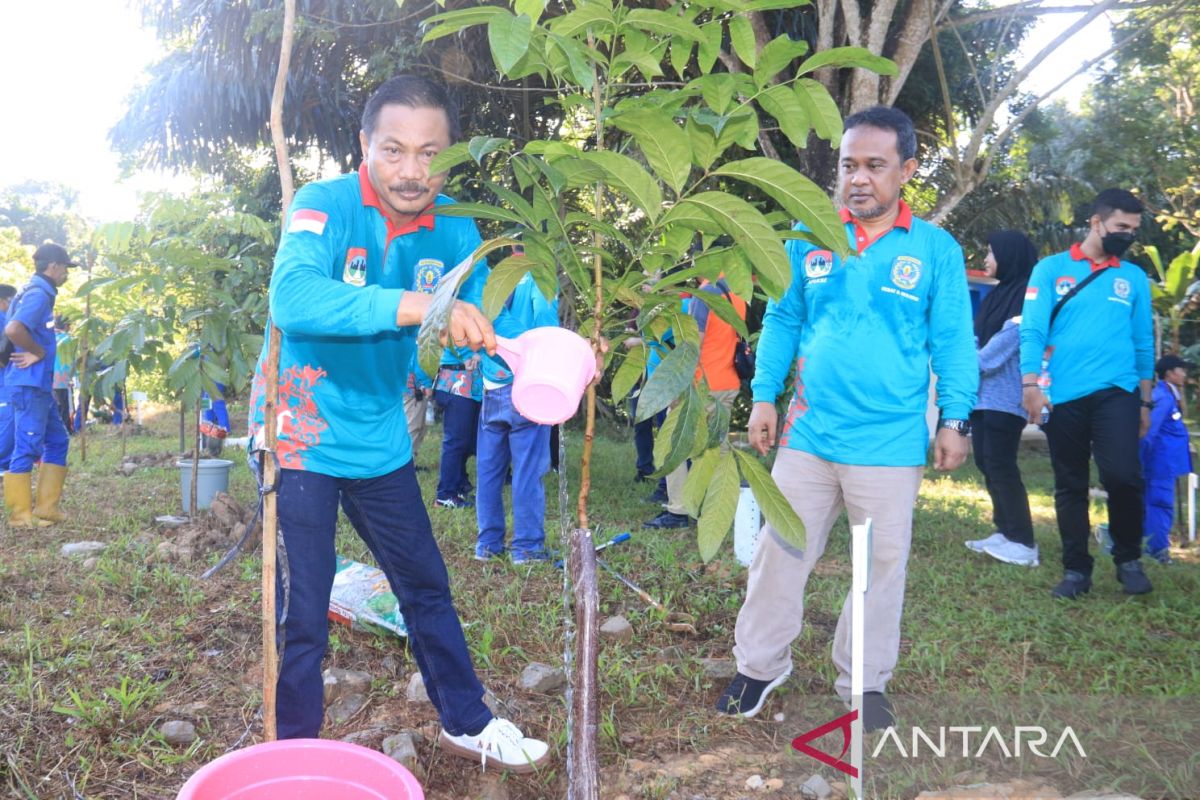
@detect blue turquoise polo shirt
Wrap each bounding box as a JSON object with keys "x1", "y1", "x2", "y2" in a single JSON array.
[
  {"x1": 750, "y1": 201, "x2": 977, "y2": 467},
  {"x1": 1018, "y1": 243, "x2": 1153, "y2": 405},
  {"x1": 249, "y1": 165, "x2": 487, "y2": 478},
  {"x1": 4, "y1": 275, "x2": 58, "y2": 392}
]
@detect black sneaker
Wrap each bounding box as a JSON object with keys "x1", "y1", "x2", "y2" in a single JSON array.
[
  {"x1": 1050, "y1": 570, "x2": 1092, "y2": 599},
  {"x1": 1116, "y1": 560, "x2": 1153, "y2": 595},
  {"x1": 715, "y1": 668, "x2": 792, "y2": 718},
  {"x1": 646, "y1": 486, "x2": 669, "y2": 505},
  {"x1": 863, "y1": 692, "x2": 895, "y2": 732},
  {"x1": 642, "y1": 511, "x2": 691, "y2": 529},
  {"x1": 435, "y1": 494, "x2": 474, "y2": 509}
]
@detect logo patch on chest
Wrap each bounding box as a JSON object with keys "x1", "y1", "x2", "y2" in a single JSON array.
[
  {"x1": 1055, "y1": 275, "x2": 1076, "y2": 297},
  {"x1": 1113, "y1": 277, "x2": 1131, "y2": 299},
  {"x1": 343, "y1": 248, "x2": 367, "y2": 287},
  {"x1": 804, "y1": 250, "x2": 833, "y2": 278},
  {"x1": 416, "y1": 259, "x2": 445, "y2": 293},
  {"x1": 890, "y1": 256, "x2": 922, "y2": 290}
]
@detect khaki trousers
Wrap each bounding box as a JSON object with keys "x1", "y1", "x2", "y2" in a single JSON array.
[
  {"x1": 732, "y1": 448, "x2": 923, "y2": 694},
  {"x1": 664, "y1": 389, "x2": 739, "y2": 515},
  {"x1": 405, "y1": 392, "x2": 430, "y2": 459}
]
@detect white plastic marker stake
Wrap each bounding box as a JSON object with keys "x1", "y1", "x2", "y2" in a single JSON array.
[
  {"x1": 850, "y1": 518, "x2": 873, "y2": 800},
  {"x1": 1189, "y1": 473, "x2": 1197, "y2": 543}
]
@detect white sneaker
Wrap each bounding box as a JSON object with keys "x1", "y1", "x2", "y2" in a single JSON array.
[
  {"x1": 965, "y1": 532, "x2": 1006, "y2": 553},
  {"x1": 982, "y1": 538, "x2": 1040, "y2": 567},
  {"x1": 440, "y1": 717, "x2": 550, "y2": 773}
]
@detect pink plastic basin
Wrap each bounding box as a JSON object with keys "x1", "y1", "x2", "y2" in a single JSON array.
[{"x1": 176, "y1": 739, "x2": 424, "y2": 800}]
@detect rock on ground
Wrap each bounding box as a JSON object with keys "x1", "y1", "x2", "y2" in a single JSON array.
[
  {"x1": 801, "y1": 773, "x2": 833, "y2": 799},
  {"x1": 159, "y1": 720, "x2": 197, "y2": 746},
  {"x1": 600, "y1": 615, "x2": 634, "y2": 642},
  {"x1": 406, "y1": 672, "x2": 430, "y2": 704},
  {"x1": 61, "y1": 541, "x2": 107, "y2": 558},
  {"x1": 323, "y1": 667, "x2": 372, "y2": 703},
  {"x1": 519, "y1": 662, "x2": 567, "y2": 693}
]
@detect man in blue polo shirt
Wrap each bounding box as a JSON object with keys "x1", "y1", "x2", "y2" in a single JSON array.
[
  {"x1": 248, "y1": 75, "x2": 549, "y2": 772},
  {"x1": 0, "y1": 283, "x2": 18, "y2": 473},
  {"x1": 1020, "y1": 188, "x2": 1155, "y2": 599},
  {"x1": 716, "y1": 107, "x2": 977, "y2": 729},
  {"x1": 3, "y1": 243, "x2": 74, "y2": 527}
]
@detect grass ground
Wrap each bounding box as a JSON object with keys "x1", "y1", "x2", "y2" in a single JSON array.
[{"x1": 1, "y1": 404, "x2": 1197, "y2": 799}]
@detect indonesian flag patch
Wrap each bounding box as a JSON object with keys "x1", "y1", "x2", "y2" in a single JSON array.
[
  {"x1": 1024, "y1": 286, "x2": 1038, "y2": 301},
  {"x1": 288, "y1": 208, "x2": 328, "y2": 235}
]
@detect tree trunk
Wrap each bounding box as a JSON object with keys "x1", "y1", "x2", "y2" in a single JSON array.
[{"x1": 568, "y1": 527, "x2": 600, "y2": 800}]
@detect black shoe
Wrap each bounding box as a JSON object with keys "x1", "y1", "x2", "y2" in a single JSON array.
[
  {"x1": 1051, "y1": 569, "x2": 1092, "y2": 599},
  {"x1": 646, "y1": 487, "x2": 669, "y2": 505},
  {"x1": 1116, "y1": 560, "x2": 1153, "y2": 595},
  {"x1": 715, "y1": 668, "x2": 792, "y2": 718},
  {"x1": 643, "y1": 511, "x2": 691, "y2": 529},
  {"x1": 863, "y1": 692, "x2": 895, "y2": 732},
  {"x1": 435, "y1": 494, "x2": 474, "y2": 509}
]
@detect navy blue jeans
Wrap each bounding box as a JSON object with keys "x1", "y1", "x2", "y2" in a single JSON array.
[
  {"x1": 476, "y1": 385, "x2": 550, "y2": 558},
  {"x1": 435, "y1": 391, "x2": 479, "y2": 500},
  {"x1": 274, "y1": 463, "x2": 491, "y2": 739},
  {"x1": 9, "y1": 386, "x2": 68, "y2": 473}
]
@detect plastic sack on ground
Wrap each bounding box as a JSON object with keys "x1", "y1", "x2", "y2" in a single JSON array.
[{"x1": 327, "y1": 555, "x2": 408, "y2": 638}]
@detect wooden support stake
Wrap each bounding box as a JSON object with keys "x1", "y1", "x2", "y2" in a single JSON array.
[{"x1": 568, "y1": 527, "x2": 600, "y2": 800}]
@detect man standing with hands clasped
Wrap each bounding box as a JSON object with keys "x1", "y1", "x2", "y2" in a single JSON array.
[
  {"x1": 1019, "y1": 188, "x2": 1155, "y2": 599},
  {"x1": 715, "y1": 107, "x2": 977, "y2": 729}
]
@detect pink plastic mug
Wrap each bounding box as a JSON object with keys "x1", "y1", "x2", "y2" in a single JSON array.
[
  {"x1": 495, "y1": 328, "x2": 596, "y2": 425},
  {"x1": 176, "y1": 738, "x2": 423, "y2": 800}
]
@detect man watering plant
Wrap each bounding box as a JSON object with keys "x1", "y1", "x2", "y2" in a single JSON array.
[
  {"x1": 716, "y1": 107, "x2": 977, "y2": 730},
  {"x1": 3, "y1": 243, "x2": 75, "y2": 528},
  {"x1": 248, "y1": 74, "x2": 549, "y2": 772}
]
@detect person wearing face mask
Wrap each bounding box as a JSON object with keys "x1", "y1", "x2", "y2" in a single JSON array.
[
  {"x1": 1019, "y1": 188, "x2": 1155, "y2": 599},
  {"x1": 965, "y1": 230, "x2": 1040, "y2": 567}
]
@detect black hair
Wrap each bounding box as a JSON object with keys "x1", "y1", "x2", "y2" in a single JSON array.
[
  {"x1": 843, "y1": 106, "x2": 917, "y2": 161},
  {"x1": 361, "y1": 75, "x2": 460, "y2": 142},
  {"x1": 0, "y1": 284, "x2": 15, "y2": 301},
  {"x1": 1092, "y1": 188, "x2": 1143, "y2": 220}
]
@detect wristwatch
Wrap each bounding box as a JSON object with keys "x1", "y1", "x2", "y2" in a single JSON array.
[{"x1": 938, "y1": 418, "x2": 972, "y2": 436}]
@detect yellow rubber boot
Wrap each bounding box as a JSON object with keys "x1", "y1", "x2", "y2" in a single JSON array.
[
  {"x1": 33, "y1": 464, "x2": 68, "y2": 526},
  {"x1": 4, "y1": 472, "x2": 35, "y2": 527}
]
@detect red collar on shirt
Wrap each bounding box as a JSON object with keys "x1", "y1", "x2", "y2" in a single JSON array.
[
  {"x1": 358, "y1": 164, "x2": 436, "y2": 237},
  {"x1": 839, "y1": 200, "x2": 913, "y2": 252},
  {"x1": 1069, "y1": 242, "x2": 1119, "y2": 272}
]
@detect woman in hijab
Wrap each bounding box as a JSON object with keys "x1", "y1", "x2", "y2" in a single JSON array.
[{"x1": 965, "y1": 230, "x2": 1041, "y2": 567}]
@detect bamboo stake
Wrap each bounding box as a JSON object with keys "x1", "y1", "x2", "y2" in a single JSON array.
[{"x1": 261, "y1": 0, "x2": 297, "y2": 743}]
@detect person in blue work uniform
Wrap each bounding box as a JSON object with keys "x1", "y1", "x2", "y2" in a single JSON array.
[
  {"x1": 474, "y1": 271, "x2": 559, "y2": 563},
  {"x1": 403, "y1": 351, "x2": 435, "y2": 467},
  {"x1": 964, "y1": 230, "x2": 1040, "y2": 567},
  {"x1": 716, "y1": 107, "x2": 977, "y2": 730},
  {"x1": 0, "y1": 283, "x2": 18, "y2": 472},
  {"x1": 1020, "y1": 188, "x2": 1155, "y2": 599},
  {"x1": 247, "y1": 75, "x2": 549, "y2": 771},
  {"x1": 1139, "y1": 354, "x2": 1192, "y2": 565},
  {"x1": 3, "y1": 243, "x2": 74, "y2": 528}
]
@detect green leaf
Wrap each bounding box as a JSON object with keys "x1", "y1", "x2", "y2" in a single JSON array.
[
  {"x1": 686, "y1": 287, "x2": 749, "y2": 338},
  {"x1": 579, "y1": 151, "x2": 663, "y2": 222},
  {"x1": 758, "y1": 84, "x2": 811, "y2": 148},
  {"x1": 685, "y1": 116, "x2": 719, "y2": 170},
  {"x1": 682, "y1": 446, "x2": 721, "y2": 517},
  {"x1": 514, "y1": 0, "x2": 545, "y2": 26},
  {"x1": 696, "y1": 20, "x2": 721, "y2": 73},
  {"x1": 1166, "y1": 251, "x2": 1197, "y2": 300},
  {"x1": 727, "y1": 14, "x2": 757, "y2": 68},
  {"x1": 717, "y1": 105, "x2": 760, "y2": 151},
  {"x1": 422, "y1": 6, "x2": 507, "y2": 43},
  {"x1": 431, "y1": 202, "x2": 529, "y2": 225},
  {"x1": 753, "y1": 35, "x2": 809, "y2": 88},
  {"x1": 636, "y1": 340, "x2": 699, "y2": 422},
  {"x1": 547, "y1": 3, "x2": 616, "y2": 39},
  {"x1": 611, "y1": 345, "x2": 647, "y2": 404},
  {"x1": 488, "y1": 12, "x2": 533, "y2": 74},
  {"x1": 669, "y1": 192, "x2": 790, "y2": 297},
  {"x1": 697, "y1": 449, "x2": 741, "y2": 562},
  {"x1": 481, "y1": 255, "x2": 534, "y2": 319},
  {"x1": 697, "y1": 73, "x2": 736, "y2": 115},
  {"x1": 653, "y1": 387, "x2": 703, "y2": 476},
  {"x1": 794, "y1": 78, "x2": 843, "y2": 147},
  {"x1": 468, "y1": 135, "x2": 512, "y2": 163},
  {"x1": 795, "y1": 46, "x2": 898, "y2": 78},
  {"x1": 706, "y1": 392, "x2": 732, "y2": 449},
  {"x1": 611, "y1": 109, "x2": 691, "y2": 195},
  {"x1": 711, "y1": 158, "x2": 849, "y2": 258},
  {"x1": 669, "y1": 37, "x2": 693, "y2": 78},
  {"x1": 547, "y1": 33, "x2": 596, "y2": 91},
  {"x1": 622, "y1": 8, "x2": 704, "y2": 42},
  {"x1": 734, "y1": 448, "x2": 806, "y2": 550}
]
